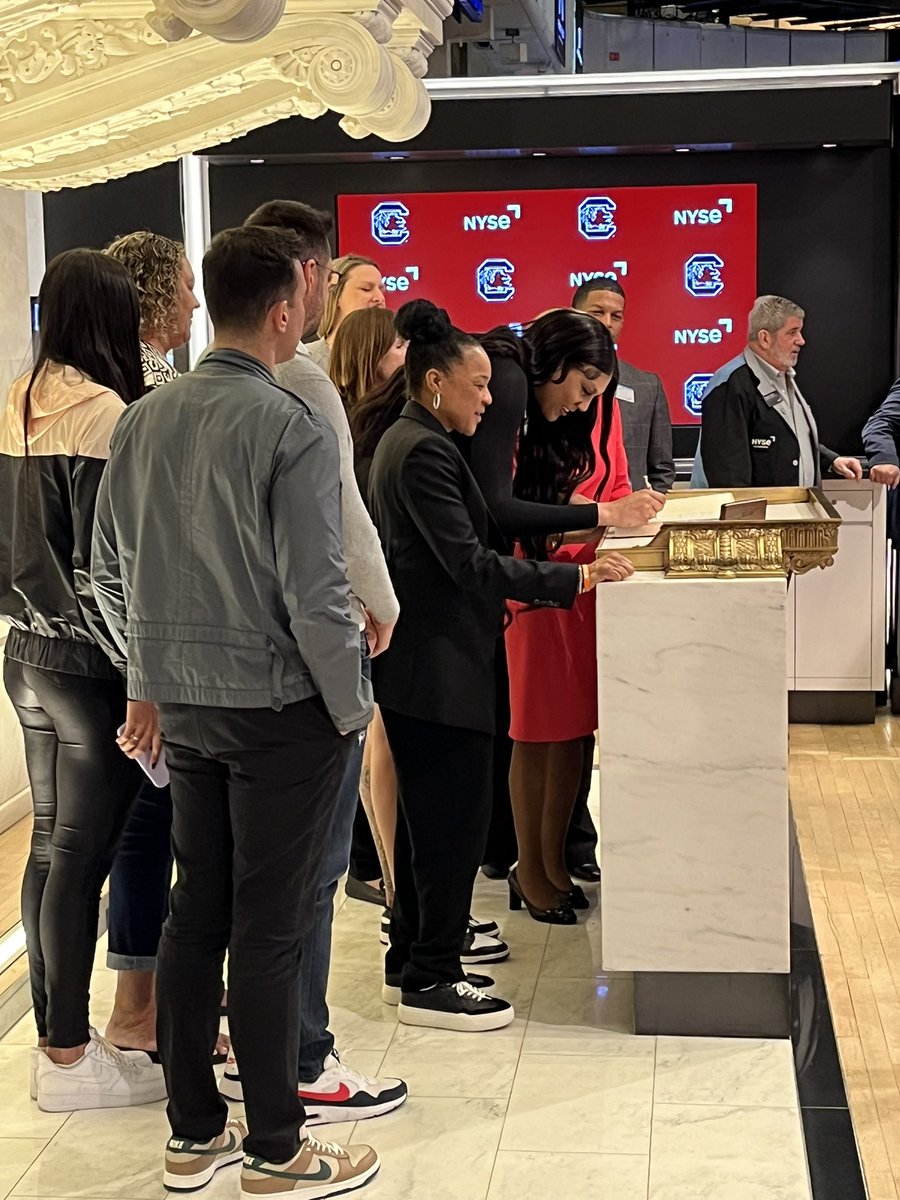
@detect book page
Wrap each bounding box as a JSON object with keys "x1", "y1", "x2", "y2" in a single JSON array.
[{"x1": 651, "y1": 491, "x2": 736, "y2": 523}]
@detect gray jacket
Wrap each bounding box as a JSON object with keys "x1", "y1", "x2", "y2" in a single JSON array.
[
  {"x1": 276, "y1": 347, "x2": 398, "y2": 624},
  {"x1": 616, "y1": 360, "x2": 675, "y2": 493},
  {"x1": 91, "y1": 349, "x2": 372, "y2": 735}
]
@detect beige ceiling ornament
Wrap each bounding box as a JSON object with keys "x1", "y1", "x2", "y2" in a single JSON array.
[{"x1": 0, "y1": 0, "x2": 451, "y2": 190}]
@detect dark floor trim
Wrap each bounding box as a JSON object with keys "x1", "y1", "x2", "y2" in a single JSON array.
[
  {"x1": 789, "y1": 691, "x2": 876, "y2": 725},
  {"x1": 634, "y1": 971, "x2": 790, "y2": 1038},
  {"x1": 791, "y1": 825, "x2": 867, "y2": 1200}
]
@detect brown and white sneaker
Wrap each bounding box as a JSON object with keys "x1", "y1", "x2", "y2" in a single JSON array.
[
  {"x1": 164, "y1": 1119, "x2": 247, "y2": 1191},
  {"x1": 240, "y1": 1133, "x2": 379, "y2": 1198}
]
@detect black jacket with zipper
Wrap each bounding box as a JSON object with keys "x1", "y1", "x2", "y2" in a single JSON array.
[{"x1": 0, "y1": 363, "x2": 125, "y2": 679}]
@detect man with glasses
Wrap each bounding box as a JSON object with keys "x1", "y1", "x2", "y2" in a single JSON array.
[{"x1": 226, "y1": 200, "x2": 407, "y2": 1125}]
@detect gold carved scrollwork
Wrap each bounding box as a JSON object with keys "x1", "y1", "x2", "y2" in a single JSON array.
[{"x1": 666, "y1": 525, "x2": 788, "y2": 578}]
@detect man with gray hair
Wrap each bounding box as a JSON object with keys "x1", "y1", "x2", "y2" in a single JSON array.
[{"x1": 691, "y1": 294, "x2": 862, "y2": 487}]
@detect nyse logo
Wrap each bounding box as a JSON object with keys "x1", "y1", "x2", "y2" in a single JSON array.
[
  {"x1": 673, "y1": 197, "x2": 733, "y2": 226},
  {"x1": 569, "y1": 264, "x2": 629, "y2": 288},
  {"x1": 674, "y1": 318, "x2": 733, "y2": 345},
  {"x1": 463, "y1": 204, "x2": 521, "y2": 232},
  {"x1": 684, "y1": 253, "x2": 724, "y2": 298},
  {"x1": 371, "y1": 201, "x2": 410, "y2": 247},
  {"x1": 382, "y1": 266, "x2": 420, "y2": 293},
  {"x1": 684, "y1": 373, "x2": 713, "y2": 418},
  {"x1": 477, "y1": 258, "x2": 516, "y2": 303},
  {"x1": 578, "y1": 196, "x2": 617, "y2": 241}
]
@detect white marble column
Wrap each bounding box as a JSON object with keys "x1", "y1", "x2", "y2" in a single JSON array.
[{"x1": 597, "y1": 572, "x2": 790, "y2": 978}]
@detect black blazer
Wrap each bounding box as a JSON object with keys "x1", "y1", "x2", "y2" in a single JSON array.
[
  {"x1": 699, "y1": 361, "x2": 836, "y2": 488},
  {"x1": 368, "y1": 402, "x2": 580, "y2": 734}
]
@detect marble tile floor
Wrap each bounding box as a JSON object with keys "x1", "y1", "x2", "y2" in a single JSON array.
[{"x1": 0, "y1": 875, "x2": 812, "y2": 1200}]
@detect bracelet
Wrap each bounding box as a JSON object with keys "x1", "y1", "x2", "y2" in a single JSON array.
[{"x1": 580, "y1": 563, "x2": 594, "y2": 593}]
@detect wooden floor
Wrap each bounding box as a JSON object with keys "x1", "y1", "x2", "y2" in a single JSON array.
[
  {"x1": 0, "y1": 815, "x2": 29, "y2": 939},
  {"x1": 791, "y1": 715, "x2": 900, "y2": 1200}
]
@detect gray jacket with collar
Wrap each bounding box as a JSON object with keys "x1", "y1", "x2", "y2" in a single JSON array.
[{"x1": 91, "y1": 349, "x2": 372, "y2": 735}]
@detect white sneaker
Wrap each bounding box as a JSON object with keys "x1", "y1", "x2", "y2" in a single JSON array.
[
  {"x1": 29, "y1": 1047, "x2": 44, "y2": 1101},
  {"x1": 36, "y1": 1028, "x2": 167, "y2": 1112},
  {"x1": 298, "y1": 1051, "x2": 407, "y2": 1123},
  {"x1": 223, "y1": 1050, "x2": 407, "y2": 1124}
]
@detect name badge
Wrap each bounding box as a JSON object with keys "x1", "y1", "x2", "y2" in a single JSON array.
[
  {"x1": 751, "y1": 436, "x2": 776, "y2": 451},
  {"x1": 615, "y1": 384, "x2": 635, "y2": 404}
]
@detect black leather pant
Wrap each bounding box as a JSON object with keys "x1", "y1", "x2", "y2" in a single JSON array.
[{"x1": 3, "y1": 656, "x2": 141, "y2": 1047}]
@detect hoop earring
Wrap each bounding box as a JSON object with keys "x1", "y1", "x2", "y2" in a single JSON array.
[{"x1": 432, "y1": 393, "x2": 442, "y2": 411}]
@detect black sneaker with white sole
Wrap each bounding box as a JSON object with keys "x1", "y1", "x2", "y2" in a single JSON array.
[
  {"x1": 460, "y1": 928, "x2": 509, "y2": 964},
  {"x1": 381, "y1": 971, "x2": 495, "y2": 1006},
  {"x1": 398, "y1": 980, "x2": 515, "y2": 1032},
  {"x1": 380, "y1": 911, "x2": 501, "y2": 947}
]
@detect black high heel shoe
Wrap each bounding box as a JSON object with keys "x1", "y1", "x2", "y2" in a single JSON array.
[
  {"x1": 508, "y1": 869, "x2": 577, "y2": 925},
  {"x1": 561, "y1": 884, "x2": 590, "y2": 911}
]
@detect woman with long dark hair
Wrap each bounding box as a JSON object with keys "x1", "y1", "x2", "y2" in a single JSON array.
[
  {"x1": 368, "y1": 299, "x2": 632, "y2": 1032},
  {"x1": 0, "y1": 249, "x2": 166, "y2": 1110},
  {"x1": 501, "y1": 318, "x2": 634, "y2": 918},
  {"x1": 467, "y1": 311, "x2": 665, "y2": 893}
]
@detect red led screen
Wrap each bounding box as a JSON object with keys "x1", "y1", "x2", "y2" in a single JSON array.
[{"x1": 337, "y1": 183, "x2": 757, "y2": 425}]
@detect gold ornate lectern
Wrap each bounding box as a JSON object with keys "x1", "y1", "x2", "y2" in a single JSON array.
[{"x1": 597, "y1": 486, "x2": 841, "y2": 579}]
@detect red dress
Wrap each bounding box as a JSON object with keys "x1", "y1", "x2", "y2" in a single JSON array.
[{"x1": 505, "y1": 402, "x2": 631, "y2": 742}]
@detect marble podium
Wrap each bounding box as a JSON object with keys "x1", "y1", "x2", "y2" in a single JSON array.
[{"x1": 595, "y1": 488, "x2": 840, "y2": 1037}]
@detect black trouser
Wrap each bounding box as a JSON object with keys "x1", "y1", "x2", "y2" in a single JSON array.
[
  {"x1": 482, "y1": 640, "x2": 518, "y2": 870},
  {"x1": 3, "y1": 657, "x2": 141, "y2": 1047},
  {"x1": 156, "y1": 696, "x2": 352, "y2": 1164},
  {"x1": 565, "y1": 735, "x2": 599, "y2": 870},
  {"x1": 381, "y1": 708, "x2": 493, "y2": 992}
]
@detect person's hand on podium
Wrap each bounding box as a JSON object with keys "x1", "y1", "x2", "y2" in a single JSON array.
[
  {"x1": 599, "y1": 488, "x2": 666, "y2": 529},
  {"x1": 870, "y1": 463, "x2": 900, "y2": 488},
  {"x1": 587, "y1": 552, "x2": 635, "y2": 586},
  {"x1": 832, "y1": 456, "x2": 864, "y2": 480}
]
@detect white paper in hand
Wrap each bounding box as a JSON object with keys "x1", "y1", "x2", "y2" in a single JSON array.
[{"x1": 116, "y1": 725, "x2": 169, "y2": 788}]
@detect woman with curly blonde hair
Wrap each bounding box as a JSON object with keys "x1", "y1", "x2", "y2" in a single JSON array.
[
  {"x1": 106, "y1": 231, "x2": 198, "y2": 387},
  {"x1": 100, "y1": 230, "x2": 209, "y2": 1064}
]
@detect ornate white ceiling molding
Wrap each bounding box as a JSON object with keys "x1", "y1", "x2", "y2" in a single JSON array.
[{"x1": 0, "y1": 0, "x2": 452, "y2": 189}]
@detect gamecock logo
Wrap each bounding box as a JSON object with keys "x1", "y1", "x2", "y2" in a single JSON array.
[{"x1": 371, "y1": 201, "x2": 410, "y2": 247}]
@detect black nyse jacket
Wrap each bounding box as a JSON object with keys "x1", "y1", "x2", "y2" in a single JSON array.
[
  {"x1": 698, "y1": 360, "x2": 836, "y2": 488},
  {"x1": 368, "y1": 403, "x2": 580, "y2": 735}
]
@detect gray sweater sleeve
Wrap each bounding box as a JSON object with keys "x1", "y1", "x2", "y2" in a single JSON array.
[{"x1": 277, "y1": 358, "x2": 399, "y2": 624}]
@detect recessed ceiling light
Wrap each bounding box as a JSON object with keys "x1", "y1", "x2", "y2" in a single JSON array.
[
  {"x1": 388, "y1": 154, "x2": 407, "y2": 160},
  {"x1": 675, "y1": 147, "x2": 691, "y2": 153},
  {"x1": 822, "y1": 142, "x2": 837, "y2": 148},
  {"x1": 533, "y1": 151, "x2": 547, "y2": 157},
  {"x1": 250, "y1": 158, "x2": 264, "y2": 164}
]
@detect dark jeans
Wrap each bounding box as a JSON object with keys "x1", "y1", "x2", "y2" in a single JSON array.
[
  {"x1": 156, "y1": 696, "x2": 352, "y2": 1164},
  {"x1": 381, "y1": 708, "x2": 493, "y2": 992},
  {"x1": 107, "y1": 781, "x2": 173, "y2": 970},
  {"x1": 565, "y1": 735, "x2": 599, "y2": 870},
  {"x1": 3, "y1": 656, "x2": 141, "y2": 1047},
  {"x1": 297, "y1": 730, "x2": 365, "y2": 1080}
]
